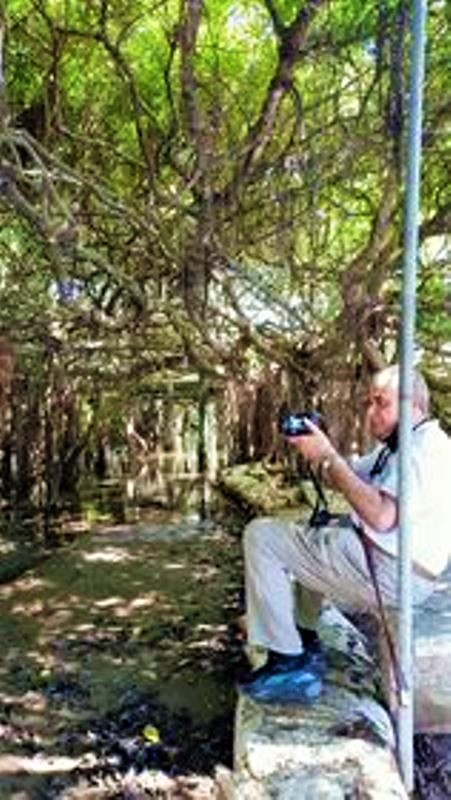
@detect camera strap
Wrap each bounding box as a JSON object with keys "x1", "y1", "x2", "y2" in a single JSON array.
[{"x1": 306, "y1": 465, "x2": 341, "y2": 528}]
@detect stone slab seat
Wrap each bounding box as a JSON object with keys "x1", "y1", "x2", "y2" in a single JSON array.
[
  {"x1": 234, "y1": 606, "x2": 408, "y2": 799},
  {"x1": 378, "y1": 561, "x2": 451, "y2": 733},
  {"x1": 233, "y1": 687, "x2": 407, "y2": 799}
]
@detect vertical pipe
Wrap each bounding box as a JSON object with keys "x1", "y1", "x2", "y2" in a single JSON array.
[{"x1": 397, "y1": 0, "x2": 428, "y2": 791}]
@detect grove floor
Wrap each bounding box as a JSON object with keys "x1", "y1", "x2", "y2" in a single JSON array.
[{"x1": 0, "y1": 514, "x2": 245, "y2": 798}]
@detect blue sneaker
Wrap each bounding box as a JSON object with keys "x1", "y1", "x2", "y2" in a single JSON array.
[{"x1": 238, "y1": 650, "x2": 324, "y2": 704}]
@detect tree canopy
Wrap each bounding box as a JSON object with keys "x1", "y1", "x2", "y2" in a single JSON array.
[{"x1": 0, "y1": 0, "x2": 449, "y2": 458}]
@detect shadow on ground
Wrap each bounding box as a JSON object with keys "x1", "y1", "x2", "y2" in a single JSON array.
[{"x1": 0, "y1": 518, "x2": 246, "y2": 798}]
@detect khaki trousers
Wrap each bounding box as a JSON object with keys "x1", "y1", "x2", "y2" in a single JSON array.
[{"x1": 244, "y1": 516, "x2": 435, "y2": 655}]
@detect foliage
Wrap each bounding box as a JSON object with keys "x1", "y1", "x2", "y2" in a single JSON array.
[{"x1": 0, "y1": 0, "x2": 449, "y2": 475}]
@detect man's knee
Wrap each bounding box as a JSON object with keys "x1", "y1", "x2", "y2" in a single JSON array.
[{"x1": 244, "y1": 516, "x2": 278, "y2": 554}]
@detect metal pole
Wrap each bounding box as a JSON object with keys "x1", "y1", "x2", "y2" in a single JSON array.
[{"x1": 397, "y1": 0, "x2": 428, "y2": 791}]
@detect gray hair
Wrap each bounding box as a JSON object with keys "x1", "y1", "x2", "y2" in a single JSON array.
[{"x1": 373, "y1": 364, "x2": 430, "y2": 414}]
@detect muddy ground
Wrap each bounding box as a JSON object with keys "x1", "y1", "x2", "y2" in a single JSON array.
[
  {"x1": 0, "y1": 512, "x2": 246, "y2": 799},
  {"x1": 0, "y1": 505, "x2": 449, "y2": 799}
]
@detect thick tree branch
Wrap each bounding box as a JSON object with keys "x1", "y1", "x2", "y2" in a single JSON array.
[
  {"x1": 179, "y1": 0, "x2": 205, "y2": 169},
  {"x1": 0, "y1": 17, "x2": 6, "y2": 127},
  {"x1": 219, "y1": 0, "x2": 326, "y2": 203}
]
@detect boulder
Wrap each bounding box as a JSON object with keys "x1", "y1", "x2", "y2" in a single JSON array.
[{"x1": 379, "y1": 563, "x2": 451, "y2": 733}]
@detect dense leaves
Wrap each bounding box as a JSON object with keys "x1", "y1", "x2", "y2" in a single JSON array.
[{"x1": 0, "y1": 0, "x2": 449, "y2": 479}]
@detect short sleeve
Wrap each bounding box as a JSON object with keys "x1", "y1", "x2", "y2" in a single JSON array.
[{"x1": 353, "y1": 447, "x2": 382, "y2": 482}]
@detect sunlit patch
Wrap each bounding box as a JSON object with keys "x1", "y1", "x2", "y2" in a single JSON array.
[
  {"x1": 0, "y1": 577, "x2": 47, "y2": 599},
  {"x1": 187, "y1": 637, "x2": 224, "y2": 650},
  {"x1": 91, "y1": 525, "x2": 137, "y2": 542},
  {"x1": 128, "y1": 596, "x2": 159, "y2": 610},
  {"x1": 72, "y1": 623, "x2": 96, "y2": 632},
  {"x1": 192, "y1": 565, "x2": 219, "y2": 580},
  {"x1": 114, "y1": 593, "x2": 160, "y2": 618},
  {"x1": 62, "y1": 520, "x2": 90, "y2": 535},
  {"x1": 16, "y1": 577, "x2": 47, "y2": 591},
  {"x1": 0, "y1": 752, "x2": 95, "y2": 775},
  {"x1": 27, "y1": 648, "x2": 59, "y2": 670},
  {"x1": 20, "y1": 690, "x2": 47, "y2": 713},
  {"x1": 65, "y1": 593, "x2": 87, "y2": 605},
  {"x1": 196, "y1": 623, "x2": 226, "y2": 633},
  {"x1": 164, "y1": 562, "x2": 186, "y2": 571},
  {"x1": 48, "y1": 609, "x2": 73, "y2": 624},
  {"x1": 0, "y1": 689, "x2": 47, "y2": 712},
  {"x1": 63, "y1": 625, "x2": 128, "y2": 652},
  {"x1": 186, "y1": 623, "x2": 227, "y2": 651},
  {"x1": 11, "y1": 600, "x2": 45, "y2": 616},
  {"x1": 89, "y1": 592, "x2": 162, "y2": 618},
  {"x1": 94, "y1": 597, "x2": 124, "y2": 608},
  {"x1": 81, "y1": 548, "x2": 134, "y2": 563},
  {"x1": 0, "y1": 541, "x2": 15, "y2": 554}
]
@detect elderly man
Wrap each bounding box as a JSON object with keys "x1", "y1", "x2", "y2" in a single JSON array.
[{"x1": 240, "y1": 365, "x2": 451, "y2": 704}]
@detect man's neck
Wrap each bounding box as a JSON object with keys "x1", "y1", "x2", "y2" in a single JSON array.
[
  {"x1": 382, "y1": 413, "x2": 429, "y2": 453},
  {"x1": 383, "y1": 427, "x2": 398, "y2": 453}
]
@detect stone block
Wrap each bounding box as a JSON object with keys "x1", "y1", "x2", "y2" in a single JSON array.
[
  {"x1": 379, "y1": 563, "x2": 451, "y2": 733},
  {"x1": 234, "y1": 687, "x2": 408, "y2": 799},
  {"x1": 235, "y1": 603, "x2": 410, "y2": 797}
]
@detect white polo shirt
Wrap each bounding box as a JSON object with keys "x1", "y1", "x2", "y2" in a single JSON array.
[{"x1": 353, "y1": 420, "x2": 451, "y2": 577}]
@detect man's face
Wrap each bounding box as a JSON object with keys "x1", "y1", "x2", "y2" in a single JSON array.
[{"x1": 366, "y1": 379, "x2": 399, "y2": 441}]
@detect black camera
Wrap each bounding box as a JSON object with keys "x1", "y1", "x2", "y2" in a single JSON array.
[{"x1": 278, "y1": 410, "x2": 322, "y2": 437}]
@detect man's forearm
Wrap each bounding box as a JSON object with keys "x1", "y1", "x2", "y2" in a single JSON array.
[{"x1": 324, "y1": 452, "x2": 397, "y2": 532}]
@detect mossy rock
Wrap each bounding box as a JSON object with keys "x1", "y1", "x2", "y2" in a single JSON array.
[{"x1": 217, "y1": 461, "x2": 313, "y2": 517}]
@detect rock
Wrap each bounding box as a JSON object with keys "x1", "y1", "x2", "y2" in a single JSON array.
[
  {"x1": 234, "y1": 689, "x2": 407, "y2": 799},
  {"x1": 215, "y1": 765, "x2": 235, "y2": 800},
  {"x1": 378, "y1": 563, "x2": 451, "y2": 734},
  {"x1": 270, "y1": 775, "x2": 345, "y2": 799},
  {"x1": 217, "y1": 462, "x2": 308, "y2": 516},
  {"x1": 234, "y1": 602, "x2": 407, "y2": 798}
]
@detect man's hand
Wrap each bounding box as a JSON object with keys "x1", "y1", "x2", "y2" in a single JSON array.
[
  {"x1": 285, "y1": 417, "x2": 336, "y2": 467},
  {"x1": 286, "y1": 418, "x2": 397, "y2": 533}
]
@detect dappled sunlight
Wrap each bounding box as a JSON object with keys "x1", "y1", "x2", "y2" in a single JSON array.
[
  {"x1": 10, "y1": 598, "x2": 46, "y2": 616},
  {"x1": 186, "y1": 623, "x2": 228, "y2": 651},
  {"x1": 10, "y1": 576, "x2": 48, "y2": 592},
  {"x1": 0, "y1": 752, "x2": 96, "y2": 776},
  {"x1": 19, "y1": 647, "x2": 57, "y2": 673},
  {"x1": 81, "y1": 546, "x2": 135, "y2": 563},
  {"x1": 191, "y1": 564, "x2": 220, "y2": 581},
  {"x1": 116, "y1": 592, "x2": 169, "y2": 619},
  {"x1": 69, "y1": 622, "x2": 122, "y2": 636},
  {"x1": 93, "y1": 596, "x2": 125, "y2": 608},
  {"x1": 0, "y1": 541, "x2": 15, "y2": 555},
  {"x1": 0, "y1": 689, "x2": 47, "y2": 713},
  {"x1": 64, "y1": 592, "x2": 93, "y2": 606},
  {"x1": 46, "y1": 608, "x2": 73, "y2": 625},
  {"x1": 89, "y1": 591, "x2": 164, "y2": 617},
  {"x1": 127, "y1": 595, "x2": 160, "y2": 610},
  {"x1": 0, "y1": 576, "x2": 48, "y2": 599},
  {"x1": 162, "y1": 559, "x2": 220, "y2": 584},
  {"x1": 0, "y1": 522, "x2": 244, "y2": 794}
]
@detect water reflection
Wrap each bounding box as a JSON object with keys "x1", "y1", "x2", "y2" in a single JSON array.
[
  {"x1": 77, "y1": 469, "x2": 214, "y2": 531},
  {"x1": 0, "y1": 457, "x2": 221, "y2": 549}
]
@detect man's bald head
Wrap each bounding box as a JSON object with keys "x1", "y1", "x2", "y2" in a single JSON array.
[
  {"x1": 372, "y1": 365, "x2": 430, "y2": 415},
  {"x1": 367, "y1": 364, "x2": 429, "y2": 441}
]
